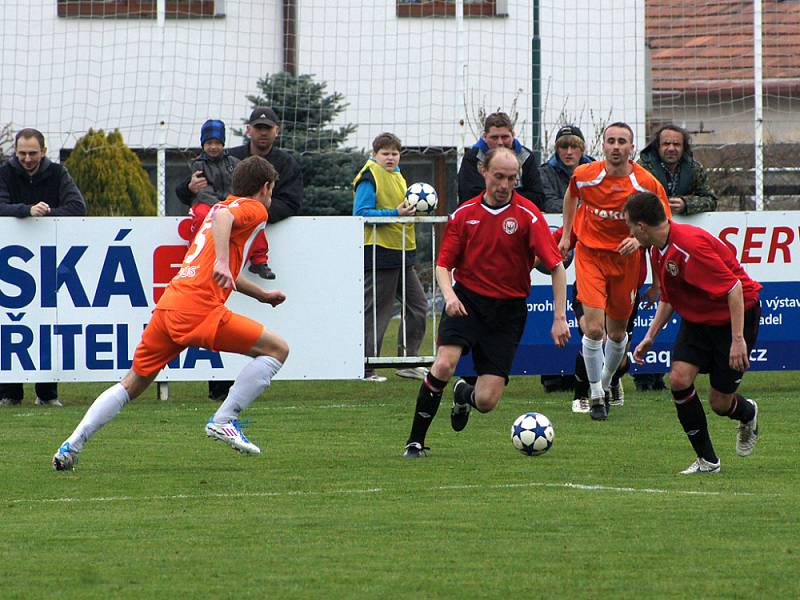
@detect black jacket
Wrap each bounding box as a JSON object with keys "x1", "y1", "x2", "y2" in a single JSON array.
[
  {"x1": 457, "y1": 138, "x2": 545, "y2": 208},
  {"x1": 176, "y1": 143, "x2": 304, "y2": 223},
  {"x1": 0, "y1": 157, "x2": 87, "y2": 217}
]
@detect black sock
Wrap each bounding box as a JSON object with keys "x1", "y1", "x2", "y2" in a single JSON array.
[
  {"x1": 454, "y1": 380, "x2": 475, "y2": 407},
  {"x1": 573, "y1": 352, "x2": 590, "y2": 400},
  {"x1": 727, "y1": 393, "x2": 756, "y2": 423},
  {"x1": 673, "y1": 385, "x2": 718, "y2": 463},
  {"x1": 612, "y1": 356, "x2": 629, "y2": 385},
  {"x1": 407, "y1": 373, "x2": 446, "y2": 445}
]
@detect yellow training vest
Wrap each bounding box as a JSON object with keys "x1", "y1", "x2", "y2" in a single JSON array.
[{"x1": 353, "y1": 160, "x2": 415, "y2": 251}]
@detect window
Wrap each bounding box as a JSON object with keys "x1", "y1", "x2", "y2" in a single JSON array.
[
  {"x1": 57, "y1": 1, "x2": 223, "y2": 19},
  {"x1": 397, "y1": 0, "x2": 506, "y2": 18}
]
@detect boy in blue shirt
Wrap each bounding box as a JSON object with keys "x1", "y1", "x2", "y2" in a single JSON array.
[{"x1": 353, "y1": 133, "x2": 427, "y2": 382}]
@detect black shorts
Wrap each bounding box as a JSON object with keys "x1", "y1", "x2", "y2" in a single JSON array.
[
  {"x1": 572, "y1": 283, "x2": 638, "y2": 337},
  {"x1": 437, "y1": 284, "x2": 527, "y2": 382},
  {"x1": 672, "y1": 304, "x2": 761, "y2": 394}
]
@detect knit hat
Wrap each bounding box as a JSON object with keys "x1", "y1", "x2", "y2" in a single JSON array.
[
  {"x1": 555, "y1": 125, "x2": 584, "y2": 142},
  {"x1": 200, "y1": 119, "x2": 226, "y2": 146}
]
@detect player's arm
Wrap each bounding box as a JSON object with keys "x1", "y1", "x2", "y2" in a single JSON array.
[
  {"x1": 559, "y1": 187, "x2": 578, "y2": 258},
  {"x1": 211, "y1": 207, "x2": 236, "y2": 289},
  {"x1": 727, "y1": 281, "x2": 749, "y2": 371},
  {"x1": 633, "y1": 300, "x2": 674, "y2": 364},
  {"x1": 436, "y1": 265, "x2": 467, "y2": 317},
  {"x1": 235, "y1": 275, "x2": 286, "y2": 307},
  {"x1": 548, "y1": 263, "x2": 570, "y2": 348}
]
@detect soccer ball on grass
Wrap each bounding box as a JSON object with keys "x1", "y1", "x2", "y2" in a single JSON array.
[
  {"x1": 511, "y1": 412, "x2": 554, "y2": 456},
  {"x1": 404, "y1": 182, "x2": 439, "y2": 214}
]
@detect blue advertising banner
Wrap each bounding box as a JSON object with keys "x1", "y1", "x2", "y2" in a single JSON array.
[{"x1": 458, "y1": 211, "x2": 800, "y2": 375}]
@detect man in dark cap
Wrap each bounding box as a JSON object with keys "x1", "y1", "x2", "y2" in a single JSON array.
[
  {"x1": 176, "y1": 107, "x2": 303, "y2": 402},
  {"x1": 539, "y1": 125, "x2": 595, "y2": 214},
  {"x1": 176, "y1": 106, "x2": 304, "y2": 281}
]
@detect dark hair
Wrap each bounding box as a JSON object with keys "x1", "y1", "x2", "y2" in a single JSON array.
[
  {"x1": 652, "y1": 123, "x2": 691, "y2": 155},
  {"x1": 604, "y1": 121, "x2": 634, "y2": 143},
  {"x1": 372, "y1": 132, "x2": 402, "y2": 154},
  {"x1": 624, "y1": 192, "x2": 667, "y2": 226},
  {"x1": 231, "y1": 156, "x2": 279, "y2": 197},
  {"x1": 15, "y1": 128, "x2": 46, "y2": 149},
  {"x1": 483, "y1": 112, "x2": 514, "y2": 133},
  {"x1": 483, "y1": 146, "x2": 518, "y2": 170}
]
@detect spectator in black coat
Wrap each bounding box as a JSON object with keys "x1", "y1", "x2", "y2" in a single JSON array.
[{"x1": 0, "y1": 128, "x2": 87, "y2": 407}]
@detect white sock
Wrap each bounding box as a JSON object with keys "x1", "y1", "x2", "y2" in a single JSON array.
[
  {"x1": 601, "y1": 334, "x2": 628, "y2": 390},
  {"x1": 65, "y1": 383, "x2": 130, "y2": 453},
  {"x1": 582, "y1": 335, "x2": 605, "y2": 399},
  {"x1": 213, "y1": 355, "x2": 283, "y2": 423}
]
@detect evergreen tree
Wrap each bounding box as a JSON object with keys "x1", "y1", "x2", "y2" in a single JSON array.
[
  {"x1": 243, "y1": 72, "x2": 364, "y2": 216},
  {"x1": 64, "y1": 129, "x2": 156, "y2": 216}
]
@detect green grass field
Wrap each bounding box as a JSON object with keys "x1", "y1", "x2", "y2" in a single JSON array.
[{"x1": 2, "y1": 372, "x2": 799, "y2": 599}]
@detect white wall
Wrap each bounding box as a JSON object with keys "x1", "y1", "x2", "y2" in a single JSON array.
[
  {"x1": 297, "y1": 0, "x2": 645, "y2": 152},
  {"x1": 0, "y1": 1, "x2": 283, "y2": 158},
  {"x1": 1, "y1": 0, "x2": 645, "y2": 157}
]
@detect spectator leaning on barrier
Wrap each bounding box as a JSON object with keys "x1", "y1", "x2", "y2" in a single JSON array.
[
  {"x1": 0, "y1": 128, "x2": 87, "y2": 407},
  {"x1": 186, "y1": 119, "x2": 240, "y2": 236},
  {"x1": 457, "y1": 111, "x2": 545, "y2": 208},
  {"x1": 176, "y1": 107, "x2": 303, "y2": 402},
  {"x1": 353, "y1": 132, "x2": 427, "y2": 382},
  {"x1": 176, "y1": 107, "x2": 304, "y2": 282},
  {"x1": 635, "y1": 123, "x2": 718, "y2": 392}
]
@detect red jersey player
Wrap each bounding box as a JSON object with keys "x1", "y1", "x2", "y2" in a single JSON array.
[
  {"x1": 403, "y1": 147, "x2": 570, "y2": 458},
  {"x1": 625, "y1": 192, "x2": 761, "y2": 474}
]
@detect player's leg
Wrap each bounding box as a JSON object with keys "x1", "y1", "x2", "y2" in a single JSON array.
[
  {"x1": 668, "y1": 319, "x2": 722, "y2": 473},
  {"x1": 53, "y1": 311, "x2": 178, "y2": 470},
  {"x1": 208, "y1": 314, "x2": 288, "y2": 454},
  {"x1": 706, "y1": 305, "x2": 760, "y2": 456},
  {"x1": 574, "y1": 246, "x2": 611, "y2": 417},
  {"x1": 601, "y1": 252, "x2": 640, "y2": 394},
  {"x1": 602, "y1": 316, "x2": 630, "y2": 392},
  {"x1": 452, "y1": 294, "x2": 526, "y2": 429},
  {"x1": 405, "y1": 344, "x2": 464, "y2": 457},
  {"x1": 669, "y1": 360, "x2": 720, "y2": 473}
]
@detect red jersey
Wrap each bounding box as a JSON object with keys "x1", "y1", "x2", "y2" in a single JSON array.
[
  {"x1": 158, "y1": 195, "x2": 268, "y2": 313},
  {"x1": 652, "y1": 221, "x2": 762, "y2": 326},
  {"x1": 568, "y1": 161, "x2": 670, "y2": 250},
  {"x1": 438, "y1": 191, "x2": 562, "y2": 299}
]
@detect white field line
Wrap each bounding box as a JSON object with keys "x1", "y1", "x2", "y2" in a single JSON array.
[{"x1": 9, "y1": 480, "x2": 764, "y2": 506}]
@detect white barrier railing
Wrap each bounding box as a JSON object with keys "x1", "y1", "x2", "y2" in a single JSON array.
[{"x1": 363, "y1": 215, "x2": 448, "y2": 369}]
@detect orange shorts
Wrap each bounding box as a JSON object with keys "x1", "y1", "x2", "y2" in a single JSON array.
[
  {"x1": 132, "y1": 306, "x2": 264, "y2": 377},
  {"x1": 574, "y1": 242, "x2": 641, "y2": 322}
]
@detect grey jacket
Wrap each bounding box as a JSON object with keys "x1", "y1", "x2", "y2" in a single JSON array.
[{"x1": 190, "y1": 151, "x2": 241, "y2": 207}]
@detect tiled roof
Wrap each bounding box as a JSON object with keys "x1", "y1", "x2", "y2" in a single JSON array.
[{"x1": 647, "y1": 0, "x2": 800, "y2": 94}]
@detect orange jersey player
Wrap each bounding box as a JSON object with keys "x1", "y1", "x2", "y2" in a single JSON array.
[
  {"x1": 53, "y1": 156, "x2": 289, "y2": 471},
  {"x1": 559, "y1": 122, "x2": 670, "y2": 421}
]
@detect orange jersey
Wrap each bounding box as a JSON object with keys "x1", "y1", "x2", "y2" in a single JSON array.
[
  {"x1": 157, "y1": 195, "x2": 268, "y2": 314},
  {"x1": 568, "y1": 161, "x2": 670, "y2": 250}
]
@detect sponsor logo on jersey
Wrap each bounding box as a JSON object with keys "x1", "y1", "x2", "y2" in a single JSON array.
[
  {"x1": 466, "y1": 219, "x2": 480, "y2": 225},
  {"x1": 503, "y1": 218, "x2": 518, "y2": 235},
  {"x1": 591, "y1": 207, "x2": 626, "y2": 220}
]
